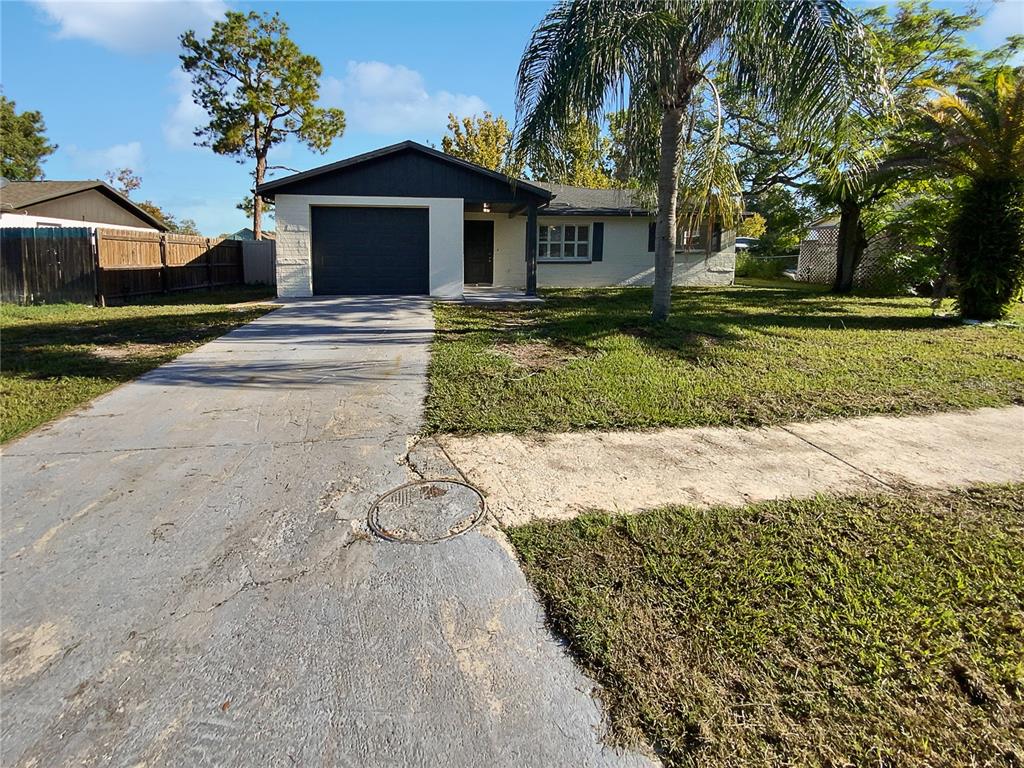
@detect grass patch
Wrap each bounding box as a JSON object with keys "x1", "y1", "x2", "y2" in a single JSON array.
[
  {"x1": 1, "y1": 288, "x2": 275, "y2": 442},
  {"x1": 509, "y1": 485, "x2": 1024, "y2": 767},
  {"x1": 426, "y1": 283, "x2": 1024, "y2": 433}
]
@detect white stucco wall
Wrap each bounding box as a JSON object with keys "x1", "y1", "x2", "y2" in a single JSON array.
[
  {"x1": 0, "y1": 212, "x2": 157, "y2": 233},
  {"x1": 274, "y1": 194, "x2": 463, "y2": 298},
  {"x1": 464, "y1": 212, "x2": 527, "y2": 287},
  {"x1": 472, "y1": 213, "x2": 735, "y2": 289},
  {"x1": 277, "y1": 200, "x2": 734, "y2": 297}
]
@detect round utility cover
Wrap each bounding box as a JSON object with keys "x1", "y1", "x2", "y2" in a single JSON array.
[{"x1": 368, "y1": 480, "x2": 486, "y2": 543}]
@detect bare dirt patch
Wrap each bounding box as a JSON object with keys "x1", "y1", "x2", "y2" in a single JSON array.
[
  {"x1": 489, "y1": 340, "x2": 589, "y2": 373},
  {"x1": 90, "y1": 343, "x2": 166, "y2": 361},
  {"x1": 621, "y1": 325, "x2": 724, "y2": 355}
]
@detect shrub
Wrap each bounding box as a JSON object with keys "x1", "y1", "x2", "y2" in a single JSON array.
[
  {"x1": 735, "y1": 253, "x2": 791, "y2": 280},
  {"x1": 950, "y1": 176, "x2": 1024, "y2": 320}
]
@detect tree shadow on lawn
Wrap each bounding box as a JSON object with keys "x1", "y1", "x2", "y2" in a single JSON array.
[
  {"x1": 2, "y1": 309, "x2": 270, "y2": 381},
  {"x1": 125, "y1": 286, "x2": 274, "y2": 306},
  {"x1": 440, "y1": 286, "x2": 961, "y2": 360}
]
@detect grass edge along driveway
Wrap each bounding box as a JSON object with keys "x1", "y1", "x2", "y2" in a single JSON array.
[
  {"x1": 425, "y1": 283, "x2": 1024, "y2": 434},
  {"x1": 509, "y1": 484, "x2": 1024, "y2": 768},
  {"x1": 1, "y1": 289, "x2": 275, "y2": 443}
]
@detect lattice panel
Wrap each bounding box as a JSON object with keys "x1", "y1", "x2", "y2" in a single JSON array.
[
  {"x1": 796, "y1": 226, "x2": 889, "y2": 289},
  {"x1": 797, "y1": 226, "x2": 840, "y2": 284}
]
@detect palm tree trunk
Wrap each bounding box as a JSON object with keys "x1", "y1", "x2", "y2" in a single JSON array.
[{"x1": 652, "y1": 106, "x2": 687, "y2": 321}]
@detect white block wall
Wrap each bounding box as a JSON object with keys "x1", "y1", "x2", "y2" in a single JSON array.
[
  {"x1": 274, "y1": 194, "x2": 464, "y2": 298},
  {"x1": 471, "y1": 213, "x2": 735, "y2": 289}
]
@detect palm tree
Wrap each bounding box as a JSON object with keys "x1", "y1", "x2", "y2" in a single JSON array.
[
  {"x1": 515, "y1": 0, "x2": 888, "y2": 320},
  {"x1": 917, "y1": 69, "x2": 1024, "y2": 319}
]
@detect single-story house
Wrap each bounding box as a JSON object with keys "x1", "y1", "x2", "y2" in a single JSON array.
[
  {"x1": 224, "y1": 227, "x2": 276, "y2": 241},
  {"x1": 256, "y1": 140, "x2": 735, "y2": 298},
  {"x1": 0, "y1": 179, "x2": 168, "y2": 232}
]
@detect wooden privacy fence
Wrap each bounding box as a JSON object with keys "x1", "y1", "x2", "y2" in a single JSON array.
[
  {"x1": 95, "y1": 229, "x2": 243, "y2": 301},
  {"x1": 1, "y1": 228, "x2": 97, "y2": 304},
  {"x1": 0, "y1": 227, "x2": 245, "y2": 304}
]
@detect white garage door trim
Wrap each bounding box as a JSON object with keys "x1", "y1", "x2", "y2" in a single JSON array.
[{"x1": 275, "y1": 194, "x2": 464, "y2": 298}]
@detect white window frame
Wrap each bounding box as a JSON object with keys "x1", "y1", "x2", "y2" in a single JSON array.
[{"x1": 538, "y1": 222, "x2": 591, "y2": 263}]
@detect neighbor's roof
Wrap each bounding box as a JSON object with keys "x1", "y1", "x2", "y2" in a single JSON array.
[
  {"x1": 533, "y1": 182, "x2": 649, "y2": 216},
  {"x1": 256, "y1": 140, "x2": 553, "y2": 200},
  {"x1": 808, "y1": 215, "x2": 841, "y2": 229},
  {"x1": 0, "y1": 179, "x2": 169, "y2": 231},
  {"x1": 226, "y1": 227, "x2": 276, "y2": 241}
]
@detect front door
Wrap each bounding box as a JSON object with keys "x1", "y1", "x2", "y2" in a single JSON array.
[{"x1": 464, "y1": 220, "x2": 494, "y2": 285}]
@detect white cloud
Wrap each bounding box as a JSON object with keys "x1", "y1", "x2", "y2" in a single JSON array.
[
  {"x1": 66, "y1": 141, "x2": 144, "y2": 175},
  {"x1": 323, "y1": 61, "x2": 487, "y2": 135},
  {"x1": 31, "y1": 0, "x2": 226, "y2": 53},
  {"x1": 164, "y1": 68, "x2": 207, "y2": 150}
]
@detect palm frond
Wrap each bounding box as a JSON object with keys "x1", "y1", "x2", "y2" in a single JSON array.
[
  {"x1": 916, "y1": 68, "x2": 1024, "y2": 180},
  {"x1": 515, "y1": 1, "x2": 681, "y2": 152},
  {"x1": 728, "y1": 0, "x2": 891, "y2": 142},
  {"x1": 678, "y1": 74, "x2": 744, "y2": 232}
]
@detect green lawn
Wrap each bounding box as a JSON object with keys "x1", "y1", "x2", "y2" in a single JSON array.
[
  {"x1": 426, "y1": 282, "x2": 1024, "y2": 433},
  {"x1": 509, "y1": 485, "x2": 1024, "y2": 767},
  {"x1": 0, "y1": 288, "x2": 275, "y2": 442}
]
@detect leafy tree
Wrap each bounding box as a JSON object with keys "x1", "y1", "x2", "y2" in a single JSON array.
[
  {"x1": 237, "y1": 195, "x2": 275, "y2": 229},
  {"x1": 136, "y1": 200, "x2": 201, "y2": 235},
  {"x1": 527, "y1": 116, "x2": 612, "y2": 187},
  {"x1": 605, "y1": 110, "x2": 649, "y2": 186},
  {"x1": 749, "y1": 187, "x2": 818, "y2": 257},
  {"x1": 737, "y1": 213, "x2": 767, "y2": 239},
  {"x1": 916, "y1": 71, "x2": 1024, "y2": 319},
  {"x1": 1, "y1": 93, "x2": 57, "y2": 180},
  {"x1": 728, "y1": 1, "x2": 1021, "y2": 293},
  {"x1": 815, "y1": 1, "x2": 999, "y2": 293},
  {"x1": 104, "y1": 168, "x2": 141, "y2": 196},
  {"x1": 103, "y1": 167, "x2": 200, "y2": 235},
  {"x1": 515, "y1": 0, "x2": 885, "y2": 320},
  {"x1": 440, "y1": 112, "x2": 523, "y2": 177},
  {"x1": 180, "y1": 11, "x2": 345, "y2": 239}
]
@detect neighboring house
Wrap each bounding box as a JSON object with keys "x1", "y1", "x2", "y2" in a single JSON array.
[
  {"x1": 225, "y1": 227, "x2": 276, "y2": 241},
  {"x1": 0, "y1": 179, "x2": 168, "y2": 232},
  {"x1": 256, "y1": 140, "x2": 735, "y2": 298}
]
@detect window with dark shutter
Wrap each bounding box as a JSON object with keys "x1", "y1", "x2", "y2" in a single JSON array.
[
  {"x1": 648, "y1": 222, "x2": 655, "y2": 252},
  {"x1": 592, "y1": 222, "x2": 604, "y2": 261}
]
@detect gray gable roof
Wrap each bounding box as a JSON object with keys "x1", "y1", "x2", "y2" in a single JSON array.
[
  {"x1": 533, "y1": 182, "x2": 649, "y2": 216},
  {"x1": 256, "y1": 140, "x2": 552, "y2": 202},
  {"x1": 0, "y1": 179, "x2": 168, "y2": 230}
]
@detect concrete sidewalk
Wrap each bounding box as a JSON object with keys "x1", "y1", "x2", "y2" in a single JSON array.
[
  {"x1": 440, "y1": 406, "x2": 1024, "y2": 526},
  {"x1": 1, "y1": 297, "x2": 652, "y2": 768}
]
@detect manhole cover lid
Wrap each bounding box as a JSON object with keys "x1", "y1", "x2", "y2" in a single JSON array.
[{"x1": 368, "y1": 480, "x2": 485, "y2": 543}]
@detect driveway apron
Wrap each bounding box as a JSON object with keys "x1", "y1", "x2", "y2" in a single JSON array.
[{"x1": 0, "y1": 297, "x2": 652, "y2": 768}]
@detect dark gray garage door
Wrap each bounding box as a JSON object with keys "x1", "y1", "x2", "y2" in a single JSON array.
[{"x1": 311, "y1": 206, "x2": 429, "y2": 295}]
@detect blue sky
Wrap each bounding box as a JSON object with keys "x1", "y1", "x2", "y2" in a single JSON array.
[{"x1": 2, "y1": 0, "x2": 1022, "y2": 235}]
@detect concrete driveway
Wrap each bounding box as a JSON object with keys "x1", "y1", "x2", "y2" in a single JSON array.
[{"x1": 1, "y1": 298, "x2": 651, "y2": 768}]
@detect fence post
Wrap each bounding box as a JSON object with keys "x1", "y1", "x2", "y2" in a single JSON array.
[
  {"x1": 93, "y1": 229, "x2": 106, "y2": 307},
  {"x1": 19, "y1": 229, "x2": 29, "y2": 304},
  {"x1": 206, "y1": 238, "x2": 214, "y2": 290},
  {"x1": 159, "y1": 234, "x2": 169, "y2": 294}
]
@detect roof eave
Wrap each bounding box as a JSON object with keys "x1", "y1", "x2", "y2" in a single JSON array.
[
  {"x1": 92, "y1": 184, "x2": 169, "y2": 231},
  {"x1": 542, "y1": 208, "x2": 651, "y2": 217},
  {"x1": 256, "y1": 140, "x2": 552, "y2": 201},
  {"x1": 3, "y1": 181, "x2": 169, "y2": 231}
]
